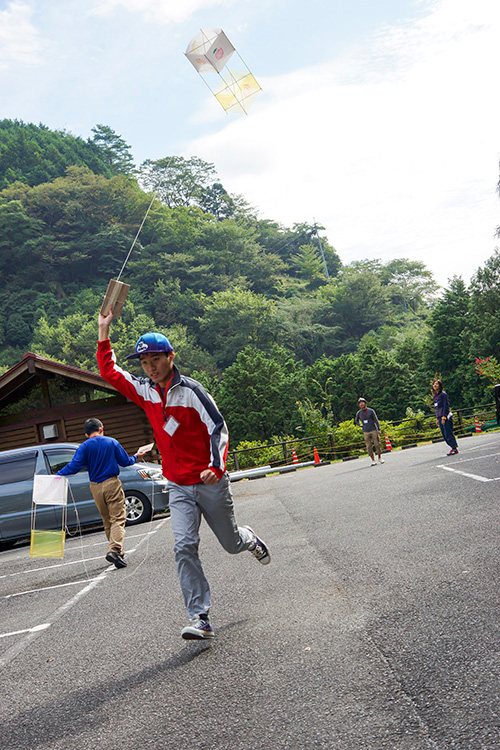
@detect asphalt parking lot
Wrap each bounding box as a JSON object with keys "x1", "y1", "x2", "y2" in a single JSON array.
[{"x1": 1, "y1": 433, "x2": 499, "y2": 749}]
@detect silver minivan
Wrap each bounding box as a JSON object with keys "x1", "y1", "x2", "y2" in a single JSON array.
[{"x1": 0, "y1": 443, "x2": 169, "y2": 546}]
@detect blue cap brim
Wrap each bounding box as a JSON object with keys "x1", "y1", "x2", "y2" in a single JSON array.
[{"x1": 125, "y1": 348, "x2": 173, "y2": 360}]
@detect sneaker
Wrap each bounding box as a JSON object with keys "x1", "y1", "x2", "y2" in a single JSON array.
[
  {"x1": 243, "y1": 526, "x2": 271, "y2": 565},
  {"x1": 181, "y1": 614, "x2": 215, "y2": 640},
  {"x1": 447, "y1": 449, "x2": 459, "y2": 456},
  {"x1": 378, "y1": 457, "x2": 385, "y2": 464},
  {"x1": 371, "y1": 459, "x2": 377, "y2": 466},
  {"x1": 105, "y1": 551, "x2": 127, "y2": 568}
]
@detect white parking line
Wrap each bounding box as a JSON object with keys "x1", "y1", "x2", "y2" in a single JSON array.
[
  {"x1": 1, "y1": 577, "x2": 104, "y2": 599},
  {"x1": 0, "y1": 556, "x2": 105, "y2": 579},
  {"x1": 65, "y1": 530, "x2": 150, "y2": 550},
  {"x1": 0, "y1": 516, "x2": 171, "y2": 668},
  {"x1": 462, "y1": 440, "x2": 499, "y2": 452},
  {"x1": 436, "y1": 465, "x2": 500, "y2": 482},
  {"x1": 0, "y1": 624, "x2": 51, "y2": 640},
  {"x1": 0, "y1": 527, "x2": 160, "y2": 565},
  {"x1": 0, "y1": 571, "x2": 108, "y2": 668},
  {"x1": 453, "y1": 451, "x2": 500, "y2": 465},
  {"x1": 0, "y1": 523, "x2": 166, "y2": 560}
]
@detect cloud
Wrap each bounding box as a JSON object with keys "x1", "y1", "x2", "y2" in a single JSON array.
[
  {"x1": 0, "y1": 0, "x2": 44, "y2": 69},
  {"x1": 185, "y1": 0, "x2": 500, "y2": 286},
  {"x1": 89, "y1": 0, "x2": 235, "y2": 25}
]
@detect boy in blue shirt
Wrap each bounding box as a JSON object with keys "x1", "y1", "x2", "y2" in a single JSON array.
[{"x1": 57, "y1": 418, "x2": 150, "y2": 568}]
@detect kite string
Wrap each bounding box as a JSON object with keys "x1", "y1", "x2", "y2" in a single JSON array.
[
  {"x1": 67, "y1": 476, "x2": 158, "y2": 585},
  {"x1": 66, "y1": 483, "x2": 92, "y2": 582},
  {"x1": 115, "y1": 192, "x2": 156, "y2": 282},
  {"x1": 114, "y1": 151, "x2": 178, "y2": 282},
  {"x1": 98, "y1": 475, "x2": 158, "y2": 586}
]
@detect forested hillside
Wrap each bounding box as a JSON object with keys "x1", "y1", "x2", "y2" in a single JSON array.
[{"x1": 0, "y1": 119, "x2": 498, "y2": 445}]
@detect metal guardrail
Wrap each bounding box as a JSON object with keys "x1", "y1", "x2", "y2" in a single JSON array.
[
  {"x1": 229, "y1": 460, "x2": 320, "y2": 482},
  {"x1": 226, "y1": 402, "x2": 500, "y2": 471}
]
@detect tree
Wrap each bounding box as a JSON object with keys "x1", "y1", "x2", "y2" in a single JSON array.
[
  {"x1": 147, "y1": 279, "x2": 205, "y2": 331},
  {"x1": 276, "y1": 294, "x2": 343, "y2": 364},
  {"x1": 317, "y1": 267, "x2": 390, "y2": 345},
  {"x1": 31, "y1": 313, "x2": 98, "y2": 370},
  {"x1": 468, "y1": 250, "x2": 500, "y2": 360},
  {"x1": 0, "y1": 167, "x2": 148, "y2": 293},
  {"x1": 139, "y1": 155, "x2": 218, "y2": 209},
  {"x1": 91, "y1": 124, "x2": 135, "y2": 176},
  {"x1": 0, "y1": 119, "x2": 113, "y2": 188},
  {"x1": 354, "y1": 340, "x2": 414, "y2": 420},
  {"x1": 290, "y1": 223, "x2": 341, "y2": 278},
  {"x1": 128, "y1": 213, "x2": 285, "y2": 299},
  {"x1": 248, "y1": 219, "x2": 342, "y2": 278},
  {"x1": 198, "y1": 289, "x2": 278, "y2": 368},
  {"x1": 306, "y1": 352, "x2": 361, "y2": 423},
  {"x1": 391, "y1": 329, "x2": 428, "y2": 396},
  {"x1": 423, "y1": 276, "x2": 472, "y2": 406},
  {"x1": 292, "y1": 244, "x2": 328, "y2": 287},
  {"x1": 381, "y1": 258, "x2": 438, "y2": 315},
  {"x1": 196, "y1": 182, "x2": 235, "y2": 220},
  {"x1": 0, "y1": 199, "x2": 44, "y2": 275},
  {"x1": 216, "y1": 346, "x2": 306, "y2": 444},
  {"x1": 306, "y1": 340, "x2": 416, "y2": 423}
]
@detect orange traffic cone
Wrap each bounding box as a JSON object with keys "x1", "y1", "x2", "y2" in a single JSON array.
[
  {"x1": 313, "y1": 446, "x2": 321, "y2": 464},
  {"x1": 475, "y1": 417, "x2": 481, "y2": 433},
  {"x1": 385, "y1": 434, "x2": 392, "y2": 451},
  {"x1": 292, "y1": 449, "x2": 299, "y2": 464}
]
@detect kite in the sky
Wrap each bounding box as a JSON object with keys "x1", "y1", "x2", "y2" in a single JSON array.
[
  {"x1": 185, "y1": 28, "x2": 261, "y2": 114},
  {"x1": 97, "y1": 31, "x2": 260, "y2": 317}
]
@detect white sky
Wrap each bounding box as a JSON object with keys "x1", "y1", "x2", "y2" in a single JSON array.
[{"x1": 0, "y1": 0, "x2": 499, "y2": 288}]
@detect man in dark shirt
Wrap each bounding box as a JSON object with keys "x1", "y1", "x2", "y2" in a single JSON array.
[
  {"x1": 57, "y1": 418, "x2": 149, "y2": 568},
  {"x1": 354, "y1": 397, "x2": 385, "y2": 466}
]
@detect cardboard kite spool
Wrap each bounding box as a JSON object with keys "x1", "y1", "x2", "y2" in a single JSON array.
[{"x1": 100, "y1": 279, "x2": 130, "y2": 319}]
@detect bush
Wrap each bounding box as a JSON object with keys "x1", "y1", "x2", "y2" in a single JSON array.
[
  {"x1": 392, "y1": 407, "x2": 440, "y2": 444},
  {"x1": 333, "y1": 420, "x2": 364, "y2": 457},
  {"x1": 229, "y1": 436, "x2": 296, "y2": 470}
]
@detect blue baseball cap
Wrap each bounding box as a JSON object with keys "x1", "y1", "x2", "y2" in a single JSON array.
[{"x1": 126, "y1": 332, "x2": 174, "y2": 360}]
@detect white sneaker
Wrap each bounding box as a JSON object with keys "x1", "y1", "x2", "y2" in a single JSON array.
[
  {"x1": 378, "y1": 457, "x2": 385, "y2": 464},
  {"x1": 181, "y1": 614, "x2": 215, "y2": 640},
  {"x1": 371, "y1": 459, "x2": 377, "y2": 466},
  {"x1": 243, "y1": 526, "x2": 271, "y2": 565}
]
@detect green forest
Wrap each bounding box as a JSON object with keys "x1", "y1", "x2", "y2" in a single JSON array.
[{"x1": 1, "y1": 118, "x2": 499, "y2": 447}]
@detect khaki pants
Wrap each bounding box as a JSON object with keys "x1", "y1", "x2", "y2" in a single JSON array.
[
  {"x1": 90, "y1": 476, "x2": 126, "y2": 555},
  {"x1": 363, "y1": 430, "x2": 381, "y2": 459}
]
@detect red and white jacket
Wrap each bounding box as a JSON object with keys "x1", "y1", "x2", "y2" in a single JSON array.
[{"x1": 97, "y1": 339, "x2": 229, "y2": 485}]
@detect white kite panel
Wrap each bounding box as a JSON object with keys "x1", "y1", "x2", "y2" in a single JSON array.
[
  {"x1": 185, "y1": 28, "x2": 235, "y2": 73},
  {"x1": 33, "y1": 475, "x2": 68, "y2": 506}
]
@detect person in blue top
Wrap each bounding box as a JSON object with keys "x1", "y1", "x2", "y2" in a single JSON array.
[
  {"x1": 57, "y1": 417, "x2": 150, "y2": 568},
  {"x1": 432, "y1": 379, "x2": 459, "y2": 455}
]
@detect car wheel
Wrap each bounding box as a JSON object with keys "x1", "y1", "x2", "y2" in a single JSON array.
[{"x1": 124, "y1": 491, "x2": 152, "y2": 525}]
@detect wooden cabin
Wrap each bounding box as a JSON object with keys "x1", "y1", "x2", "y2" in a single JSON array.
[{"x1": 0, "y1": 353, "x2": 158, "y2": 460}]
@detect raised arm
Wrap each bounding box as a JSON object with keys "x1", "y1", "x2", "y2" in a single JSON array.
[
  {"x1": 96, "y1": 309, "x2": 154, "y2": 408},
  {"x1": 56, "y1": 444, "x2": 87, "y2": 476},
  {"x1": 98, "y1": 309, "x2": 113, "y2": 342}
]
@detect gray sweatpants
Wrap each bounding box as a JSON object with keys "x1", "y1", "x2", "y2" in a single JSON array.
[{"x1": 168, "y1": 473, "x2": 254, "y2": 618}]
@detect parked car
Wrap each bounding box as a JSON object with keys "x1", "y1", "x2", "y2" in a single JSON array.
[{"x1": 0, "y1": 443, "x2": 169, "y2": 546}]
